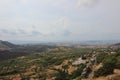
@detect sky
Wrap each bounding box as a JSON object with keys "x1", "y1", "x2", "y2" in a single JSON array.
[{"x1": 0, "y1": 0, "x2": 120, "y2": 42}]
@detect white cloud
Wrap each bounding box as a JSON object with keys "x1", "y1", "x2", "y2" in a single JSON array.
[
  {"x1": 20, "y1": 0, "x2": 28, "y2": 5},
  {"x1": 77, "y1": 0, "x2": 98, "y2": 8},
  {"x1": 0, "y1": 0, "x2": 120, "y2": 41}
]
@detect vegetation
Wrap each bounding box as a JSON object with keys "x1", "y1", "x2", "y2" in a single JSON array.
[
  {"x1": 71, "y1": 64, "x2": 86, "y2": 79},
  {"x1": 94, "y1": 52, "x2": 120, "y2": 77},
  {"x1": 96, "y1": 53, "x2": 108, "y2": 64},
  {"x1": 0, "y1": 47, "x2": 91, "y2": 79},
  {"x1": 0, "y1": 42, "x2": 120, "y2": 80},
  {"x1": 95, "y1": 56, "x2": 116, "y2": 77}
]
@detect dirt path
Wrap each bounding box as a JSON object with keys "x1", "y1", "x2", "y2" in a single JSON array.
[{"x1": 87, "y1": 63, "x2": 103, "y2": 80}]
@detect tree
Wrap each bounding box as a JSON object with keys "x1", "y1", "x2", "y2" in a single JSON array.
[
  {"x1": 94, "y1": 56, "x2": 117, "y2": 77},
  {"x1": 53, "y1": 65, "x2": 70, "y2": 80}
]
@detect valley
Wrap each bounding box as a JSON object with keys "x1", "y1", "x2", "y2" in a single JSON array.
[{"x1": 0, "y1": 40, "x2": 120, "y2": 80}]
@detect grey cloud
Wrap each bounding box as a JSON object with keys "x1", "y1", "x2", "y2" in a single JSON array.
[
  {"x1": 31, "y1": 30, "x2": 43, "y2": 36},
  {"x1": 62, "y1": 30, "x2": 72, "y2": 36},
  {"x1": 0, "y1": 29, "x2": 17, "y2": 35},
  {"x1": 77, "y1": 0, "x2": 98, "y2": 8},
  {"x1": 0, "y1": 28, "x2": 44, "y2": 37},
  {"x1": 17, "y1": 29, "x2": 45, "y2": 37},
  {"x1": 0, "y1": 0, "x2": 120, "y2": 41},
  {"x1": 17, "y1": 29, "x2": 27, "y2": 34}
]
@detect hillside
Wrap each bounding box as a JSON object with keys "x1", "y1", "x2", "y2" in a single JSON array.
[
  {"x1": 0, "y1": 48, "x2": 90, "y2": 80},
  {"x1": 113, "y1": 43, "x2": 120, "y2": 46},
  {"x1": 0, "y1": 47, "x2": 120, "y2": 80},
  {"x1": 110, "y1": 43, "x2": 120, "y2": 49},
  {"x1": 0, "y1": 40, "x2": 58, "y2": 61},
  {"x1": 0, "y1": 40, "x2": 17, "y2": 50}
]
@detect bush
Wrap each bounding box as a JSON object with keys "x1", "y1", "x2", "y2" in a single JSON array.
[
  {"x1": 96, "y1": 53, "x2": 107, "y2": 64},
  {"x1": 71, "y1": 64, "x2": 86, "y2": 79},
  {"x1": 0, "y1": 70, "x2": 18, "y2": 76},
  {"x1": 115, "y1": 61, "x2": 120, "y2": 69},
  {"x1": 54, "y1": 69, "x2": 69, "y2": 80},
  {"x1": 94, "y1": 56, "x2": 117, "y2": 77}
]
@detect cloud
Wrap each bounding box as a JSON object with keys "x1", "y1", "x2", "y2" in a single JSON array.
[
  {"x1": 18, "y1": 28, "x2": 44, "y2": 36},
  {"x1": 0, "y1": 29, "x2": 17, "y2": 36},
  {"x1": 0, "y1": 27, "x2": 44, "y2": 37},
  {"x1": 0, "y1": 0, "x2": 120, "y2": 41},
  {"x1": 20, "y1": 0, "x2": 28, "y2": 5},
  {"x1": 77, "y1": 0, "x2": 98, "y2": 8},
  {"x1": 51, "y1": 16, "x2": 70, "y2": 31},
  {"x1": 17, "y1": 29, "x2": 27, "y2": 34},
  {"x1": 31, "y1": 30, "x2": 43, "y2": 36},
  {"x1": 62, "y1": 30, "x2": 72, "y2": 36}
]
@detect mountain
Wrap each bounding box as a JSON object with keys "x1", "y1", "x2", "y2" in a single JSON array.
[
  {"x1": 109, "y1": 43, "x2": 120, "y2": 49},
  {"x1": 0, "y1": 40, "x2": 16, "y2": 50},
  {"x1": 114, "y1": 43, "x2": 120, "y2": 46},
  {"x1": 0, "y1": 40, "x2": 58, "y2": 61}
]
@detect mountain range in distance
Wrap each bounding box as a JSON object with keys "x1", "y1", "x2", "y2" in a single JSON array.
[
  {"x1": 0, "y1": 40, "x2": 120, "y2": 61},
  {"x1": 9, "y1": 40, "x2": 120, "y2": 45},
  {"x1": 0, "y1": 40, "x2": 17, "y2": 50},
  {"x1": 1, "y1": 40, "x2": 120, "y2": 49}
]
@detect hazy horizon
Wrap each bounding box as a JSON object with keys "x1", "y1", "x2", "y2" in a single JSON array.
[
  {"x1": 7, "y1": 40, "x2": 120, "y2": 44},
  {"x1": 0, "y1": 0, "x2": 120, "y2": 41}
]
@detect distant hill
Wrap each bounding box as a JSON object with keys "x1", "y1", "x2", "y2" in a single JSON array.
[
  {"x1": 0, "y1": 40, "x2": 58, "y2": 61},
  {"x1": 109, "y1": 43, "x2": 120, "y2": 49},
  {"x1": 0, "y1": 40, "x2": 16, "y2": 50},
  {"x1": 114, "y1": 43, "x2": 120, "y2": 46}
]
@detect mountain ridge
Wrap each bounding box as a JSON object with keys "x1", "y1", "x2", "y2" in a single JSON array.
[{"x1": 0, "y1": 40, "x2": 16, "y2": 50}]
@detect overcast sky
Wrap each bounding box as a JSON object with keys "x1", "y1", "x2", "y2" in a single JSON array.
[{"x1": 0, "y1": 0, "x2": 120, "y2": 42}]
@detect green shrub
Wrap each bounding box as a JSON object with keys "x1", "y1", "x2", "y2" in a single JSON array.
[
  {"x1": 71, "y1": 64, "x2": 86, "y2": 79},
  {"x1": 94, "y1": 56, "x2": 117, "y2": 77},
  {"x1": 115, "y1": 61, "x2": 120, "y2": 69},
  {"x1": 96, "y1": 53, "x2": 107, "y2": 64}
]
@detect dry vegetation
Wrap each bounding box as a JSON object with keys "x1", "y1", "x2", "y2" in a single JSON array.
[{"x1": 0, "y1": 46, "x2": 120, "y2": 80}]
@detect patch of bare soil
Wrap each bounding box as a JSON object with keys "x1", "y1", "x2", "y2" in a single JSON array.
[{"x1": 68, "y1": 65, "x2": 78, "y2": 74}]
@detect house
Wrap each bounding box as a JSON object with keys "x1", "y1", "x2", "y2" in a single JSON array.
[{"x1": 72, "y1": 57, "x2": 87, "y2": 66}]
